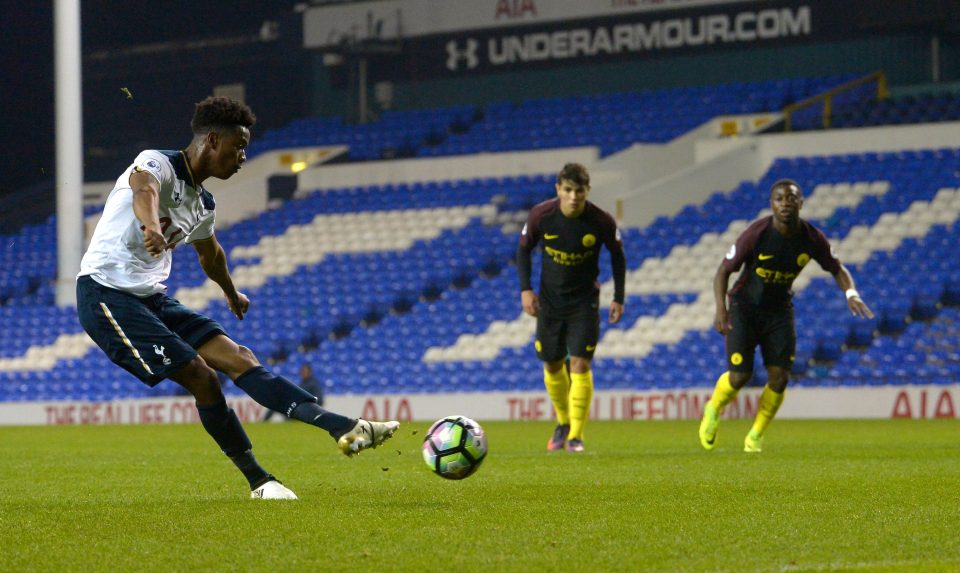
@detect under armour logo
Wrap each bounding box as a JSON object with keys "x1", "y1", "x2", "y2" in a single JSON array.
[
  {"x1": 153, "y1": 344, "x2": 172, "y2": 366},
  {"x1": 446, "y1": 39, "x2": 479, "y2": 71}
]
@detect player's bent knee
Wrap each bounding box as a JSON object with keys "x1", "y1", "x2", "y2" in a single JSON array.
[
  {"x1": 170, "y1": 357, "x2": 206, "y2": 381},
  {"x1": 236, "y1": 345, "x2": 260, "y2": 369},
  {"x1": 173, "y1": 358, "x2": 223, "y2": 403},
  {"x1": 192, "y1": 373, "x2": 224, "y2": 403}
]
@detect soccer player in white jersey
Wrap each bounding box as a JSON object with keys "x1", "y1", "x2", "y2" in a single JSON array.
[{"x1": 77, "y1": 96, "x2": 398, "y2": 500}]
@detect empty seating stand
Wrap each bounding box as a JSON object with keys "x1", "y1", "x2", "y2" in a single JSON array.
[{"x1": 0, "y1": 84, "x2": 958, "y2": 402}]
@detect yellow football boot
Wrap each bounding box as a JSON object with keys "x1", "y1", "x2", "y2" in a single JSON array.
[
  {"x1": 743, "y1": 430, "x2": 763, "y2": 453},
  {"x1": 698, "y1": 403, "x2": 719, "y2": 451}
]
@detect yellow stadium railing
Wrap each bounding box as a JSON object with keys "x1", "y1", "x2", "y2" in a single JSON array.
[{"x1": 783, "y1": 71, "x2": 889, "y2": 131}]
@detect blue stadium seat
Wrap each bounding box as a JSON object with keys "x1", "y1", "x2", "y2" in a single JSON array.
[{"x1": 3, "y1": 88, "x2": 960, "y2": 399}]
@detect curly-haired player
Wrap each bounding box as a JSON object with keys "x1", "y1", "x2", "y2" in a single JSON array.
[{"x1": 77, "y1": 97, "x2": 398, "y2": 499}]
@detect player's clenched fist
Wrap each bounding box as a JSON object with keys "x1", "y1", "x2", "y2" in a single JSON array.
[
  {"x1": 228, "y1": 292, "x2": 250, "y2": 320},
  {"x1": 143, "y1": 227, "x2": 167, "y2": 257}
]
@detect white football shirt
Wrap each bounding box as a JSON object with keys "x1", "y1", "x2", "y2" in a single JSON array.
[{"x1": 79, "y1": 150, "x2": 216, "y2": 296}]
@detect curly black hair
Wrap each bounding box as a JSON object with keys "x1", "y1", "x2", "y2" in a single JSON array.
[{"x1": 190, "y1": 96, "x2": 256, "y2": 135}]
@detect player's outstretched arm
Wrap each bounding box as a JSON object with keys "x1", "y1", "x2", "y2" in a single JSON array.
[
  {"x1": 193, "y1": 234, "x2": 249, "y2": 320},
  {"x1": 832, "y1": 264, "x2": 874, "y2": 319},
  {"x1": 713, "y1": 264, "x2": 733, "y2": 334}
]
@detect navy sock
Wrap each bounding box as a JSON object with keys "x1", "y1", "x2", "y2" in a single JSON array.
[
  {"x1": 230, "y1": 451, "x2": 273, "y2": 490},
  {"x1": 289, "y1": 401, "x2": 356, "y2": 439},
  {"x1": 196, "y1": 400, "x2": 271, "y2": 489},
  {"x1": 234, "y1": 366, "x2": 355, "y2": 439},
  {"x1": 234, "y1": 366, "x2": 316, "y2": 416}
]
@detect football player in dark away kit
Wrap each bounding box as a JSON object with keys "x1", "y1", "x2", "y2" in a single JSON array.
[
  {"x1": 517, "y1": 163, "x2": 626, "y2": 453},
  {"x1": 699, "y1": 179, "x2": 873, "y2": 453}
]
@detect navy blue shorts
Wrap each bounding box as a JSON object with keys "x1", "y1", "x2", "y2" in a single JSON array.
[{"x1": 76, "y1": 276, "x2": 227, "y2": 386}]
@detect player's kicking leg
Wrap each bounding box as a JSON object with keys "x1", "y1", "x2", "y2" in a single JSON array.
[
  {"x1": 235, "y1": 362, "x2": 399, "y2": 457},
  {"x1": 337, "y1": 419, "x2": 402, "y2": 456},
  {"x1": 198, "y1": 336, "x2": 399, "y2": 456}
]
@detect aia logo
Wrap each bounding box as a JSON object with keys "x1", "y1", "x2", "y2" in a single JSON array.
[
  {"x1": 446, "y1": 39, "x2": 479, "y2": 71},
  {"x1": 495, "y1": 0, "x2": 538, "y2": 20}
]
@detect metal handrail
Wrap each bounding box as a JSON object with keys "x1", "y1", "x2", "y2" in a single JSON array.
[{"x1": 783, "y1": 71, "x2": 889, "y2": 131}]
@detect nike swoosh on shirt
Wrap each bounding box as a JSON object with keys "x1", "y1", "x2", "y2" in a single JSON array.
[
  {"x1": 585, "y1": 345, "x2": 596, "y2": 351},
  {"x1": 544, "y1": 234, "x2": 559, "y2": 240},
  {"x1": 758, "y1": 254, "x2": 775, "y2": 260}
]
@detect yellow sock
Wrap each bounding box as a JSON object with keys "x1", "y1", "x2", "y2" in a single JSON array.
[
  {"x1": 750, "y1": 385, "x2": 785, "y2": 437},
  {"x1": 568, "y1": 370, "x2": 593, "y2": 440},
  {"x1": 544, "y1": 366, "x2": 571, "y2": 425},
  {"x1": 709, "y1": 371, "x2": 739, "y2": 414}
]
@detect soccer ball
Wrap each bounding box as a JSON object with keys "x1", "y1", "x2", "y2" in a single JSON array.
[{"x1": 422, "y1": 415, "x2": 488, "y2": 480}]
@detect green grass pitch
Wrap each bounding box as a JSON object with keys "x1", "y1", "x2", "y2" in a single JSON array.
[{"x1": 1, "y1": 419, "x2": 957, "y2": 572}]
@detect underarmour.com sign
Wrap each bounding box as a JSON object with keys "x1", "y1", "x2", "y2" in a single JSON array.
[
  {"x1": 441, "y1": 5, "x2": 811, "y2": 73},
  {"x1": 446, "y1": 38, "x2": 479, "y2": 71}
]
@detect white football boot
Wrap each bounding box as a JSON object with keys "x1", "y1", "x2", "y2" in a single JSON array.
[
  {"x1": 337, "y1": 419, "x2": 400, "y2": 457},
  {"x1": 251, "y1": 480, "x2": 298, "y2": 500}
]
